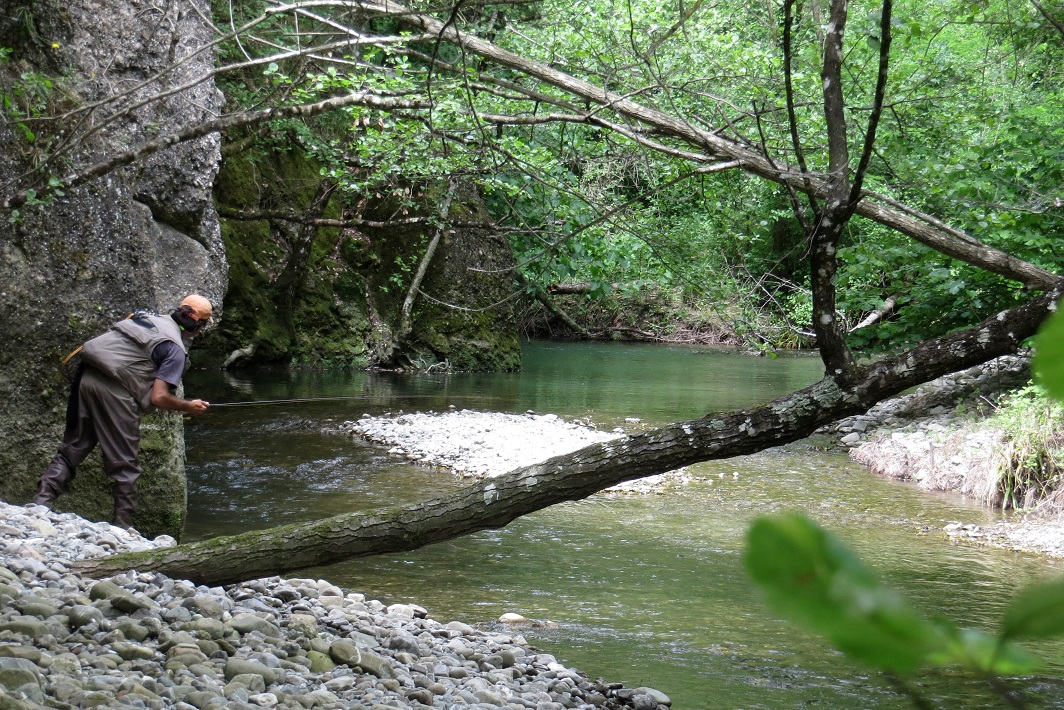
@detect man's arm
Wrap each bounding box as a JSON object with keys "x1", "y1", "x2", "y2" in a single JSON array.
[{"x1": 150, "y1": 378, "x2": 209, "y2": 415}]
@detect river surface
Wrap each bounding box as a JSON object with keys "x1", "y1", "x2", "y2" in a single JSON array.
[{"x1": 183, "y1": 341, "x2": 1064, "y2": 709}]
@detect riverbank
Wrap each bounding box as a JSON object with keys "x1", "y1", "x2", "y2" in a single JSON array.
[
  {"x1": 0, "y1": 501, "x2": 671, "y2": 709},
  {"x1": 822, "y1": 353, "x2": 1064, "y2": 559}
]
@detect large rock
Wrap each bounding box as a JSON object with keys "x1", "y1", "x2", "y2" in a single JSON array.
[{"x1": 0, "y1": 1, "x2": 226, "y2": 537}]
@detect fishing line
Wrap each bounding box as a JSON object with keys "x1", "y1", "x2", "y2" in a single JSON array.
[{"x1": 208, "y1": 394, "x2": 503, "y2": 408}]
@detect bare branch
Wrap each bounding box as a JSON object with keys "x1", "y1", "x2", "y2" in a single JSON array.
[
  {"x1": 850, "y1": 295, "x2": 899, "y2": 331},
  {"x1": 1032, "y1": 0, "x2": 1064, "y2": 39}
]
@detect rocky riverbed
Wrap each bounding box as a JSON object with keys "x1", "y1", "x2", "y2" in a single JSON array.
[
  {"x1": 338, "y1": 410, "x2": 691, "y2": 494},
  {"x1": 0, "y1": 501, "x2": 671, "y2": 709}
]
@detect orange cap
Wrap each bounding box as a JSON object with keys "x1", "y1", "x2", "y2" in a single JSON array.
[{"x1": 180, "y1": 294, "x2": 213, "y2": 321}]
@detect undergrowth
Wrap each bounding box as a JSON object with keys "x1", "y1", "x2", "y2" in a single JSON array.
[{"x1": 989, "y1": 385, "x2": 1064, "y2": 512}]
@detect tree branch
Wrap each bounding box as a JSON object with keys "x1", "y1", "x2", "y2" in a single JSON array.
[
  {"x1": 2, "y1": 92, "x2": 430, "y2": 211},
  {"x1": 848, "y1": 0, "x2": 893, "y2": 205},
  {"x1": 353, "y1": 0, "x2": 1059, "y2": 290}
]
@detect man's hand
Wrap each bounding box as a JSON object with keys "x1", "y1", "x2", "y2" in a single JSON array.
[
  {"x1": 151, "y1": 379, "x2": 210, "y2": 415},
  {"x1": 185, "y1": 399, "x2": 210, "y2": 415}
]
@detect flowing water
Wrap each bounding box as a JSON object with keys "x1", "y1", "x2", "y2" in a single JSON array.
[{"x1": 183, "y1": 341, "x2": 1064, "y2": 709}]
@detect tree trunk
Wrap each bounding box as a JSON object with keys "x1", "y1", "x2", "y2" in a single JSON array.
[
  {"x1": 72, "y1": 287, "x2": 1060, "y2": 586},
  {"x1": 372, "y1": 179, "x2": 458, "y2": 368},
  {"x1": 274, "y1": 180, "x2": 337, "y2": 325}
]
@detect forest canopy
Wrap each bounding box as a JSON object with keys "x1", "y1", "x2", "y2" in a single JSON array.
[{"x1": 191, "y1": 0, "x2": 1064, "y2": 351}]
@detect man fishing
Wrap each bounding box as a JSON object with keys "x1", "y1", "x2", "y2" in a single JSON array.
[{"x1": 31, "y1": 294, "x2": 214, "y2": 531}]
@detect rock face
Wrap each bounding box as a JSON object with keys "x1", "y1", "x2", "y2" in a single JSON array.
[
  {"x1": 0, "y1": 1, "x2": 226, "y2": 537},
  {"x1": 202, "y1": 148, "x2": 520, "y2": 371},
  {"x1": 360, "y1": 181, "x2": 522, "y2": 372}
]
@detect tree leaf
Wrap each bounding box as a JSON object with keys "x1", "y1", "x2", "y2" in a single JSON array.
[
  {"x1": 1034, "y1": 308, "x2": 1064, "y2": 403},
  {"x1": 1001, "y1": 576, "x2": 1064, "y2": 641},
  {"x1": 744, "y1": 512, "x2": 937, "y2": 673},
  {"x1": 929, "y1": 626, "x2": 1041, "y2": 675}
]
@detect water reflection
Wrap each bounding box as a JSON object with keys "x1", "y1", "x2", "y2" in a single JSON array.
[{"x1": 184, "y1": 341, "x2": 1064, "y2": 709}]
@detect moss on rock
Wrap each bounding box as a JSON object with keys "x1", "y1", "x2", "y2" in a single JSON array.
[{"x1": 204, "y1": 138, "x2": 520, "y2": 372}]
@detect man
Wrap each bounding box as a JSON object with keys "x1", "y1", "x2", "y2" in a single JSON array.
[{"x1": 32, "y1": 294, "x2": 213, "y2": 530}]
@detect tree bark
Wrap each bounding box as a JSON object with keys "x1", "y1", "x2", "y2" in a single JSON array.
[
  {"x1": 515, "y1": 273, "x2": 592, "y2": 337},
  {"x1": 546, "y1": 282, "x2": 623, "y2": 295},
  {"x1": 72, "y1": 287, "x2": 1061, "y2": 586},
  {"x1": 275, "y1": 180, "x2": 338, "y2": 325}
]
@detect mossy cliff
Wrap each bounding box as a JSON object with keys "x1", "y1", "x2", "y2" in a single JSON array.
[
  {"x1": 0, "y1": 1, "x2": 225, "y2": 538},
  {"x1": 199, "y1": 139, "x2": 520, "y2": 372}
]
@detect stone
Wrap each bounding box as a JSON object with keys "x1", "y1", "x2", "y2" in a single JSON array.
[
  {"x1": 114, "y1": 642, "x2": 156, "y2": 661},
  {"x1": 114, "y1": 619, "x2": 152, "y2": 642},
  {"x1": 284, "y1": 614, "x2": 318, "y2": 638},
  {"x1": 405, "y1": 688, "x2": 435, "y2": 705},
  {"x1": 183, "y1": 596, "x2": 226, "y2": 620},
  {"x1": 328, "y1": 641, "x2": 394, "y2": 678},
  {"x1": 0, "y1": 646, "x2": 41, "y2": 664},
  {"x1": 224, "y1": 659, "x2": 278, "y2": 685},
  {"x1": 184, "y1": 617, "x2": 227, "y2": 642},
  {"x1": 306, "y1": 651, "x2": 334, "y2": 673},
  {"x1": 19, "y1": 601, "x2": 58, "y2": 619},
  {"x1": 183, "y1": 690, "x2": 223, "y2": 708},
  {"x1": 634, "y1": 686, "x2": 672, "y2": 706},
  {"x1": 0, "y1": 657, "x2": 41, "y2": 691},
  {"x1": 0, "y1": 617, "x2": 49, "y2": 638},
  {"x1": 229, "y1": 614, "x2": 281, "y2": 637},
  {"x1": 229, "y1": 674, "x2": 267, "y2": 693}
]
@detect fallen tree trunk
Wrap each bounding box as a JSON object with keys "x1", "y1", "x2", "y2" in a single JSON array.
[{"x1": 72, "y1": 288, "x2": 1060, "y2": 586}]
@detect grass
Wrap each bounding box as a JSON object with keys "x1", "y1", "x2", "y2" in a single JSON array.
[{"x1": 989, "y1": 386, "x2": 1064, "y2": 512}]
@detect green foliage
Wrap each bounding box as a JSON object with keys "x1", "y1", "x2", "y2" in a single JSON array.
[
  {"x1": 1001, "y1": 577, "x2": 1064, "y2": 642},
  {"x1": 988, "y1": 385, "x2": 1064, "y2": 510},
  {"x1": 745, "y1": 512, "x2": 1045, "y2": 682},
  {"x1": 1035, "y1": 308, "x2": 1064, "y2": 403},
  {"x1": 1, "y1": 68, "x2": 55, "y2": 146},
  {"x1": 201, "y1": 0, "x2": 1064, "y2": 350},
  {"x1": 744, "y1": 512, "x2": 939, "y2": 673}
]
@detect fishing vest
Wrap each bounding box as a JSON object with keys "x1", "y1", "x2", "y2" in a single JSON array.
[{"x1": 79, "y1": 313, "x2": 188, "y2": 413}]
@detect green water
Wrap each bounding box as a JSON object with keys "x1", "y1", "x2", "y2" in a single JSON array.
[{"x1": 183, "y1": 341, "x2": 1064, "y2": 709}]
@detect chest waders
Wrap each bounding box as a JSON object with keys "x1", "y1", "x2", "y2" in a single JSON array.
[{"x1": 32, "y1": 313, "x2": 186, "y2": 531}]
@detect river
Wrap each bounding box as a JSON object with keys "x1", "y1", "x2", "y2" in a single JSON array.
[{"x1": 183, "y1": 341, "x2": 1064, "y2": 709}]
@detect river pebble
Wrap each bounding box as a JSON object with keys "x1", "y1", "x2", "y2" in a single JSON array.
[
  {"x1": 0, "y1": 501, "x2": 670, "y2": 709},
  {"x1": 336, "y1": 409, "x2": 695, "y2": 493}
]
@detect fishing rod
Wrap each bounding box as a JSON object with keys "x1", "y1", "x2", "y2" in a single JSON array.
[{"x1": 207, "y1": 394, "x2": 502, "y2": 408}]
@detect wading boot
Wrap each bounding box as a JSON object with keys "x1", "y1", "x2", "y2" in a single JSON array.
[
  {"x1": 31, "y1": 454, "x2": 75, "y2": 510},
  {"x1": 111, "y1": 481, "x2": 138, "y2": 533}
]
